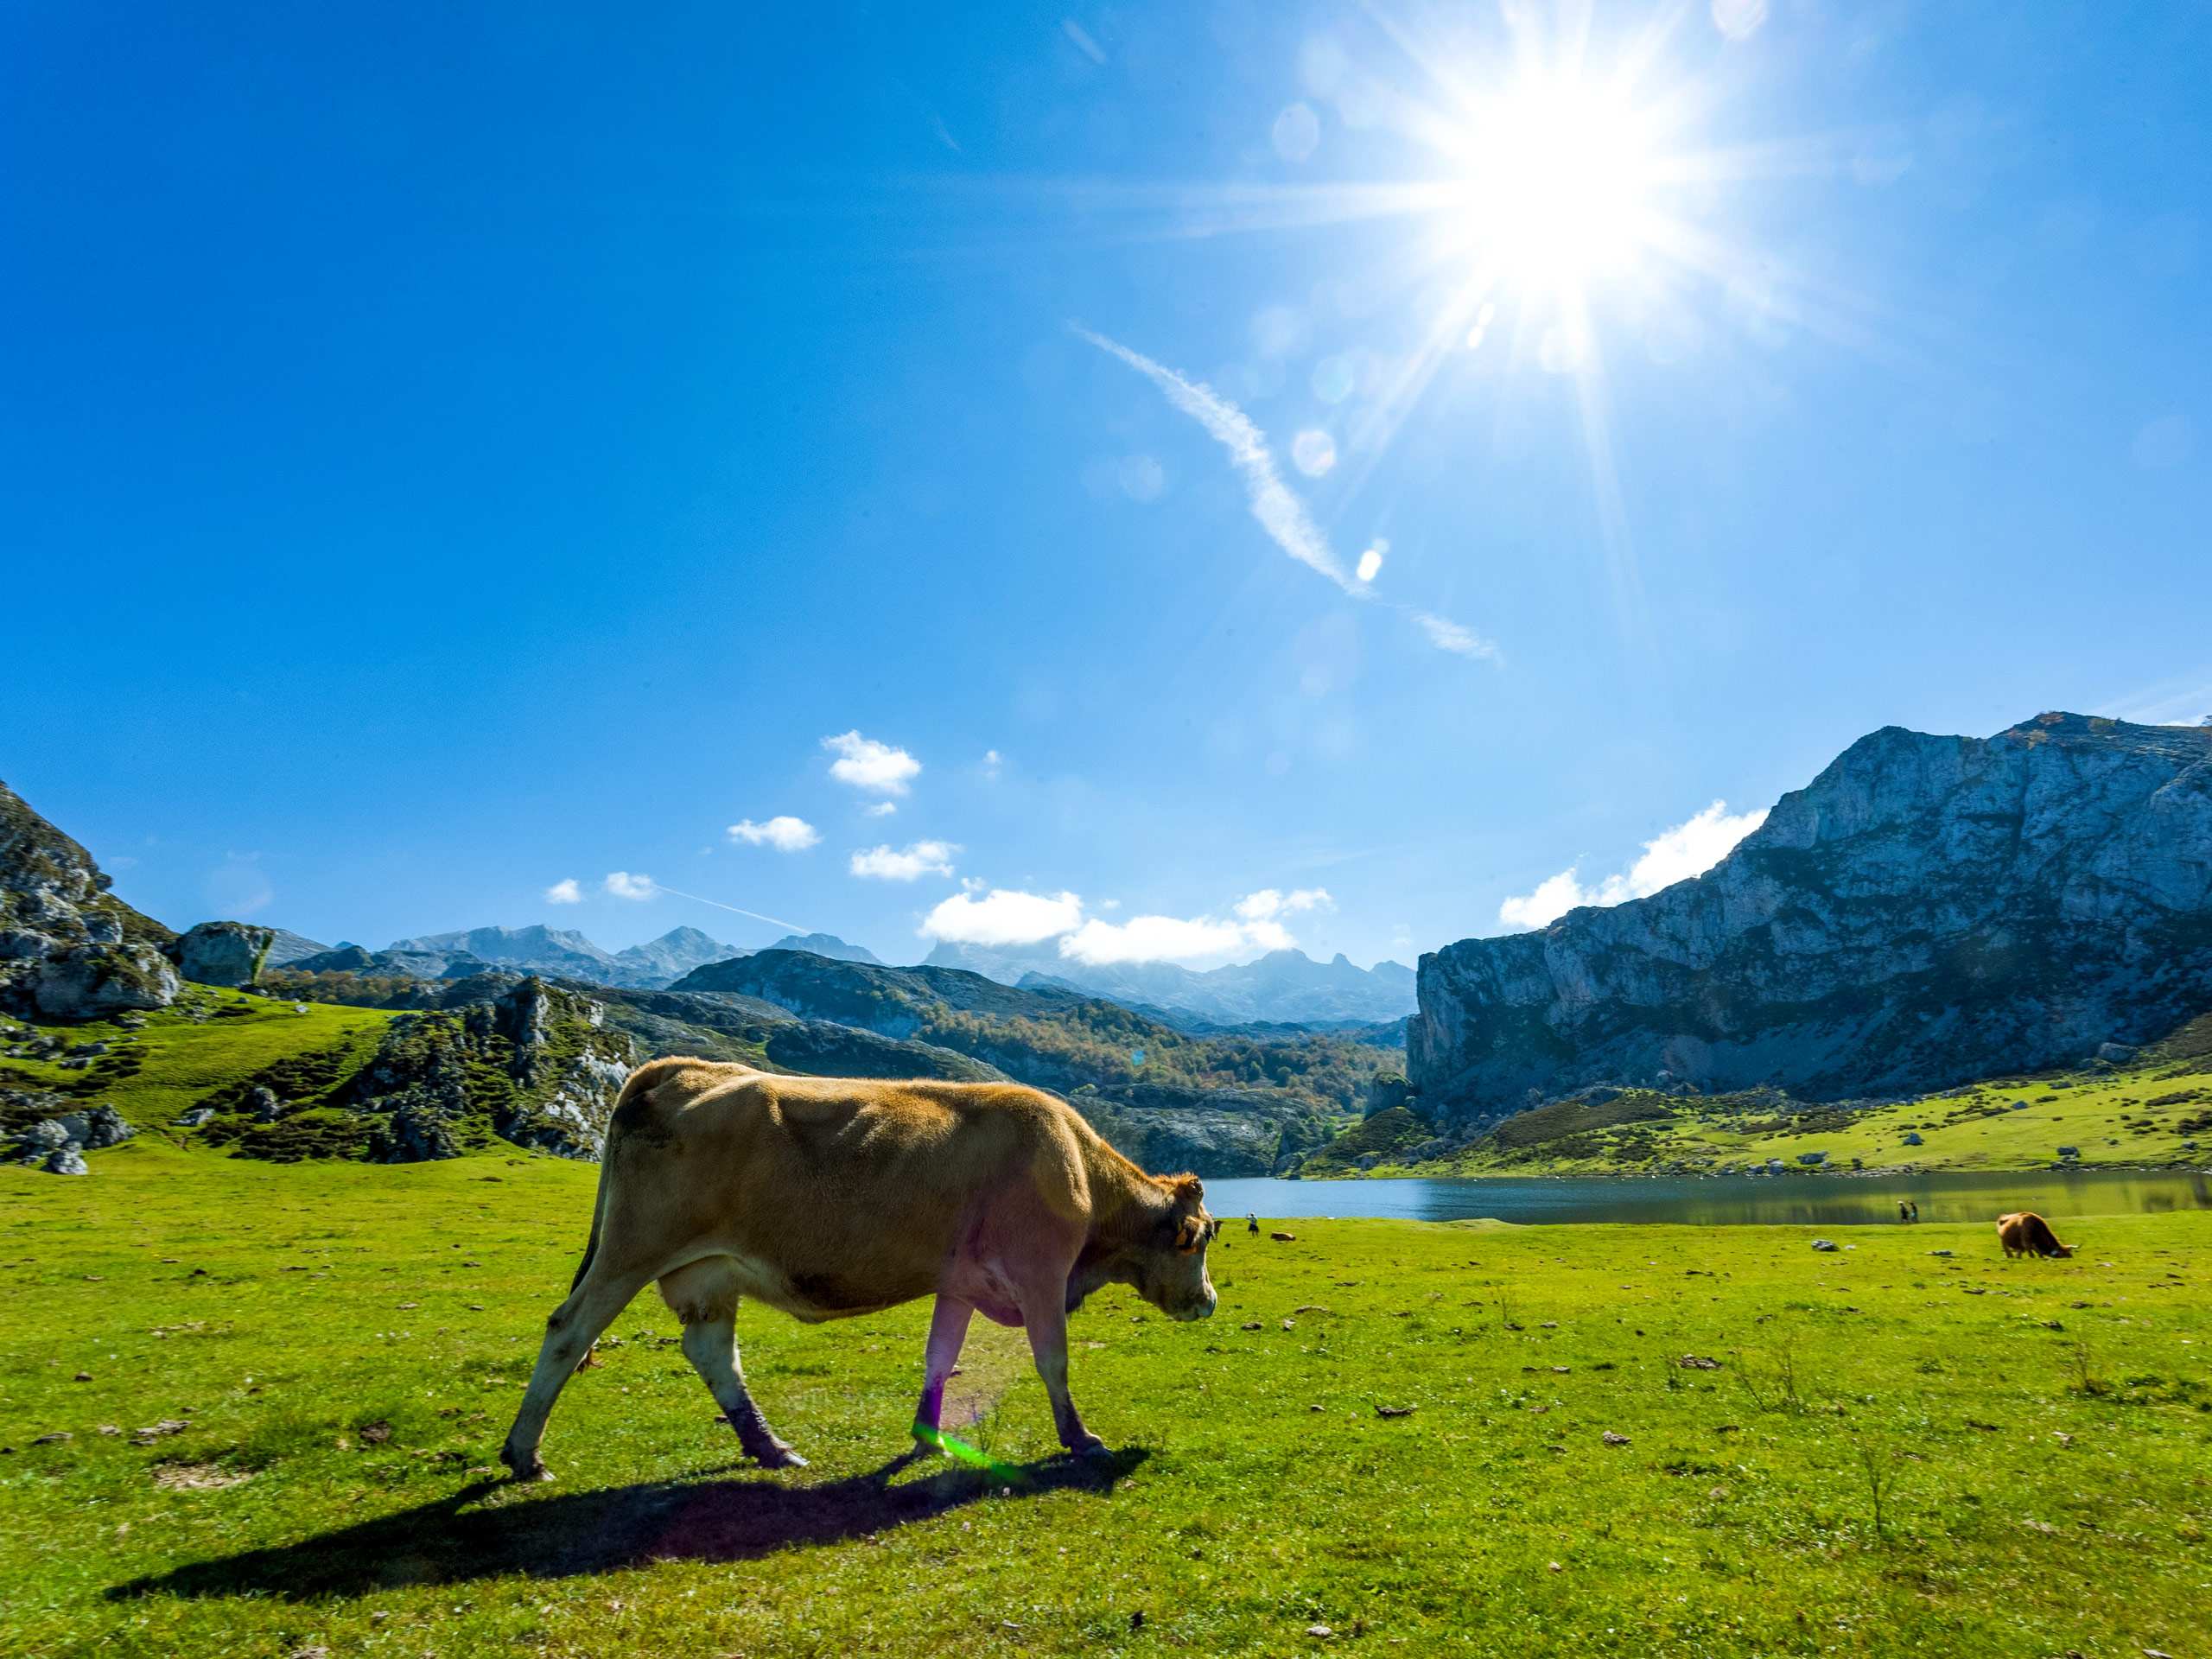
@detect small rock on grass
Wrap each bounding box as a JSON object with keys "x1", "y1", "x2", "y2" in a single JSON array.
[
  {"x1": 31, "y1": 1432, "x2": 70, "y2": 1446},
  {"x1": 1602, "y1": 1430, "x2": 1630, "y2": 1446},
  {"x1": 73, "y1": 1370, "x2": 91, "y2": 1382},
  {"x1": 1376, "y1": 1404, "x2": 1416, "y2": 1419}
]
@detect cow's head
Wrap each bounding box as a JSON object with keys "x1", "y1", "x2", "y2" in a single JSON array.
[{"x1": 1134, "y1": 1174, "x2": 1219, "y2": 1322}]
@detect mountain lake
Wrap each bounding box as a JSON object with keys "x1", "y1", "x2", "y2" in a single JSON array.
[{"x1": 1206, "y1": 1166, "x2": 2212, "y2": 1228}]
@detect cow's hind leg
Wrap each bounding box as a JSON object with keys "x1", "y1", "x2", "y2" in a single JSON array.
[
  {"x1": 912, "y1": 1294, "x2": 975, "y2": 1452},
  {"x1": 500, "y1": 1262, "x2": 657, "y2": 1482},
  {"x1": 663, "y1": 1257, "x2": 807, "y2": 1470}
]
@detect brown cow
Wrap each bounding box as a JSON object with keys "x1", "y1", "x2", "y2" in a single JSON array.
[
  {"x1": 1997, "y1": 1211, "x2": 2077, "y2": 1259},
  {"x1": 499, "y1": 1058, "x2": 1219, "y2": 1482}
]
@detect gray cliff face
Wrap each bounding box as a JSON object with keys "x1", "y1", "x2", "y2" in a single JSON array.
[{"x1": 1410, "y1": 713, "x2": 2212, "y2": 1123}]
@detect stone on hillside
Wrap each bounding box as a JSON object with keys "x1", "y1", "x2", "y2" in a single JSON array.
[
  {"x1": 50, "y1": 1103, "x2": 133, "y2": 1149},
  {"x1": 1798, "y1": 1150, "x2": 1828, "y2": 1165},
  {"x1": 175, "y1": 921, "x2": 276, "y2": 988},
  {"x1": 2097, "y1": 1042, "x2": 2136, "y2": 1063},
  {"x1": 32, "y1": 944, "x2": 180, "y2": 1017},
  {"x1": 0, "y1": 930, "x2": 54, "y2": 959},
  {"x1": 45, "y1": 1142, "x2": 88, "y2": 1175},
  {"x1": 1903, "y1": 1131, "x2": 1923, "y2": 1146},
  {"x1": 1811, "y1": 1238, "x2": 1840, "y2": 1251},
  {"x1": 175, "y1": 1107, "x2": 214, "y2": 1128},
  {"x1": 247, "y1": 1086, "x2": 283, "y2": 1122}
]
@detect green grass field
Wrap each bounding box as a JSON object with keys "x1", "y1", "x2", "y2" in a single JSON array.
[{"x1": 3, "y1": 1141, "x2": 2207, "y2": 1656}]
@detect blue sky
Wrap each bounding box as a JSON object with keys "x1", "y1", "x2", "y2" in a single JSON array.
[{"x1": 3, "y1": 1, "x2": 2207, "y2": 969}]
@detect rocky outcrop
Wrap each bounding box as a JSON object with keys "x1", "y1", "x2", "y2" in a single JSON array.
[
  {"x1": 0, "y1": 778, "x2": 177, "y2": 1017},
  {"x1": 30, "y1": 944, "x2": 181, "y2": 1017},
  {"x1": 1412, "y1": 713, "x2": 2212, "y2": 1124},
  {"x1": 192, "y1": 976, "x2": 637, "y2": 1163},
  {"x1": 175, "y1": 922, "x2": 276, "y2": 988},
  {"x1": 2, "y1": 1102, "x2": 130, "y2": 1174}
]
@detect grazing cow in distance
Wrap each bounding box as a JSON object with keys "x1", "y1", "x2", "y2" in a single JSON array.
[
  {"x1": 1997, "y1": 1211, "x2": 2077, "y2": 1259},
  {"x1": 499, "y1": 1057, "x2": 1220, "y2": 1483}
]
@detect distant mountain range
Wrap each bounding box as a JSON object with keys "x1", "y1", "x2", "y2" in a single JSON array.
[
  {"x1": 279, "y1": 922, "x2": 1403, "y2": 1027},
  {"x1": 285, "y1": 924, "x2": 882, "y2": 990},
  {"x1": 922, "y1": 940, "x2": 1416, "y2": 1027}
]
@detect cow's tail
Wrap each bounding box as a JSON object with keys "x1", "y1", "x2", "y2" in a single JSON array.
[
  {"x1": 571, "y1": 1055, "x2": 688, "y2": 1291},
  {"x1": 569, "y1": 1150, "x2": 613, "y2": 1293}
]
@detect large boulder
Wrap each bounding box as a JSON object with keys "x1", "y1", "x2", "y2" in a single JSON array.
[
  {"x1": 175, "y1": 921, "x2": 276, "y2": 988},
  {"x1": 33, "y1": 944, "x2": 181, "y2": 1017}
]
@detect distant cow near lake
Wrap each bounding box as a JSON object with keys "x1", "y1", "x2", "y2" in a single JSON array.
[
  {"x1": 499, "y1": 1057, "x2": 1220, "y2": 1482},
  {"x1": 1997, "y1": 1211, "x2": 2077, "y2": 1259}
]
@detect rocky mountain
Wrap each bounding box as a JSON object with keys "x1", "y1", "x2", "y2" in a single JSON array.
[
  {"x1": 604, "y1": 925, "x2": 749, "y2": 985},
  {"x1": 766, "y1": 931, "x2": 882, "y2": 965},
  {"x1": 1411, "y1": 713, "x2": 2212, "y2": 1128},
  {"x1": 386, "y1": 925, "x2": 624, "y2": 982},
  {"x1": 0, "y1": 777, "x2": 179, "y2": 1018},
  {"x1": 923, "y1": 940, "x2": 1415, "y2": 1025},
  {"x1": 359, "y1": 925, "x2": 873, "y2": 988}
]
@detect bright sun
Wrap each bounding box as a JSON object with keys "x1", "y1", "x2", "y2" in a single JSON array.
[{"x1": 1453, "y1": 76, "x2": 1658, "y2": 287}]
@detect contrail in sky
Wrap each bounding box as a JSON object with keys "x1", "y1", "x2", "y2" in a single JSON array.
[
  {"x1": 1072, "y1": 326, "x2": 1496, "y2": 661},
  {"x1": 649, "y1": 883, "x2": 810, "y2": 934}
]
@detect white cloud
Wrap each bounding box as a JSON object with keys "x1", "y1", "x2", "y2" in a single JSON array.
[
  {"x1": 850, "y1": 841, "x2": 958, "y2": 881},
  {"x1": 544, "y1": 878, "x2": 582, "y2": 905},
  {"x1": 1234, "y1": 887, "x2": 1332, "y2": 923},
  {"x1": 604, "y1": 871, "x2": 658, "y2": 900},
  {"x1": 918, "y1": 888, "x2": 1084, "y2": 945},
  {"x1": 1356, "y1": 547, "x2": 1383, "y2": 582},
  {"x1": 728, "y1": 816, "x2": 822, "y2": 851},
  {"x1": 1069, "y1": 887, "x2": 1332, "y2": 964},
  {"x1": 1497, "y1": 801, "x2": 1770, "y2": 931},
  {"x1": 1413, "y1": 611, "x2": 1497, "y2": 660},
  {"x1": 863, "y1": 801, "x2": 898, "y2": 817},
  {"x1": 822, "y1": 730, "x2": 920, "y2": 796},
  {"x1": 1061, "y1": 914, "x2": 1252, "y2": 964}
]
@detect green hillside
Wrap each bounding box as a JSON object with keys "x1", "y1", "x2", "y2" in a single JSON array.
[{"x1": 1334, "y1": 1015, "x2": 2212, "y2": 1180}]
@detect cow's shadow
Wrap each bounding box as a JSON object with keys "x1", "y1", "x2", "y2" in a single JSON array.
[{"x1": 108, "y1": 1446, "x2": 1148, "y2": 1603}]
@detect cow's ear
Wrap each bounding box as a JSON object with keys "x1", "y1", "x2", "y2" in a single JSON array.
[
  {"x1": 1174, "y1": 1216, "x2": 1204, "y2": 1254},
  {"x1": 1175, "y1": 1175, "x2": 1205, "y2": 1205}
]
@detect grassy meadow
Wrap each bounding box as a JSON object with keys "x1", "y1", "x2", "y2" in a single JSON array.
[{"x1": 3, "y1": 1140, "x2": 2207, "y2": 1657}]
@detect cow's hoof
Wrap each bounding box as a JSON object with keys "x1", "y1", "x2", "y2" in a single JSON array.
[
  {"x1": 748, "y1": 1441, "x2": 809, "y2": 1470},
  {"x1": 499, "y1": 1447, "x2": 554, "y2": 1483},
  {"x1": 1067, "y1": 1434, "x2": 1111, "y2": 1460},
  {"x1": 912, "y1": 1424, "x2": 947, "y2": 1455}
]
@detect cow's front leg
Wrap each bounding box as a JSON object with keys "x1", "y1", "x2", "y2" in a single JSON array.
[
  {"x1": 912, "y1": 1294, "x2": 975, "y2": 1452},
  {"x1": 1019, "y1": 1295, "x2": 1107, "y2": 1459}
]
